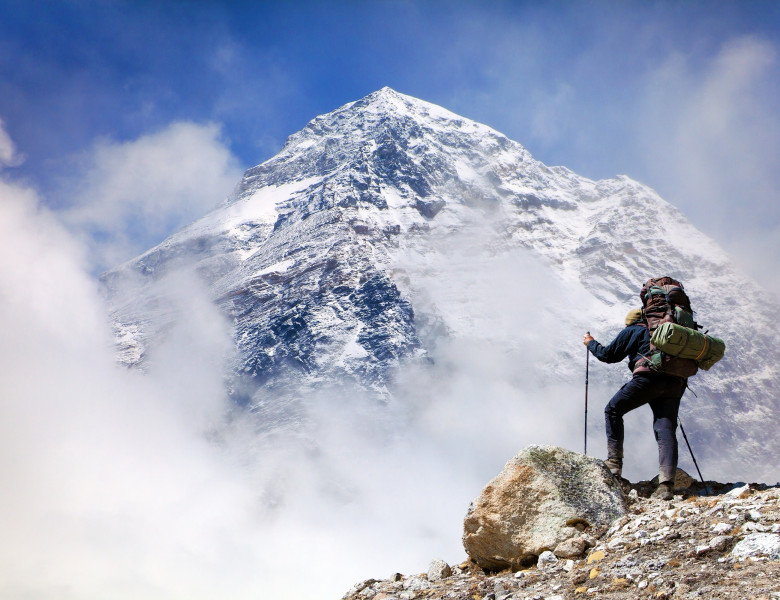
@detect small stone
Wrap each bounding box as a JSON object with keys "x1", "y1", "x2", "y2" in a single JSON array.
[
  {"x1": 726, "y1": 484, "x2": 751, "y2": 498},
  {"x1": 402, "y1": 576, "x2": 429, "y2": 591},
  {"x1": 390, "y1": 573, "x2": 403, "y2": 582},
  {"x1": 708, "y1": 535, "x2": 734, "y2": 552},
  {"x1": 744, "y1": 522, "x2": 771, "y2": 532},
  {"x1": 554, "y1": 536, "x2": 586, "y2": 559},
  {"x1": 570, "y1": 570, "x2": 588, "y2": 584},
  {"x1": 589, "y1": 567, "x2": 600, "y2": 579},
  {"x1": 611, "y1": 578, "x2": 630, "y2": 590},
  {"x1": 728, "y1": 512, "x2": 743, "y2": 523},
  {"x1": 711, "y1": 522, "x2": 731, "y2": 535},
  {"x1": 587, "y1": 550, "x2": 606, "y2": 564},
  {"x1": 537, "y1": 550, "x2": 558, "y2": 569},
  {"x1": 427, "y1": 559, "x2": 452, "y2": 581},
  {"x1": 607, "y1": 516, "x2": 630, "y2": 536},
  {"x1": 563, "y1": 559, "x2": 575, "y2": 572},
  {"x1": 747, "y1": 509, "x2": 762, "y2": 522}
]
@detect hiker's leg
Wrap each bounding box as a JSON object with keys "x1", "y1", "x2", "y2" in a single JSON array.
[
  {"x1": 650, "y1": 378, "x2": 685, "y2": 483},
  {"x1": 604, "y1": 375, "x2": 656, "y2": 465}
]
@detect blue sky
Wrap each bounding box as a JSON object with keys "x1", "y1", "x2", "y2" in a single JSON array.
[{"x1": 1, "y1": 0, "x2": 779, "y2": 289}]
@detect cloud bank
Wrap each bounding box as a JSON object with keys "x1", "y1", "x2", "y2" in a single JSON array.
[
  {"x1": 0, "y1": 119, "x2": 577, "y2": 599},
  {"x1": 0, "y1": 169, "x2": 569, "y2": 598},
  {"x1": 0, "y1": 118, "x2": 629, "y2": 599}
]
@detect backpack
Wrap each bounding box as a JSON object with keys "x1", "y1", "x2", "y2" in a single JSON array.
[
  {"x1": 635, "y1": 276, "x2": 700, "y2": 377},
  {"x1": 650, "y1": 322, "x2": 725, "y2": 370}
]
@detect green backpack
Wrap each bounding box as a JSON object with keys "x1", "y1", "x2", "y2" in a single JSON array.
[
  {"x1": 636, "y1": 277, "x2": 725, "y2": 376},
  {"x1": 650, "y1": 322, "x2": 725, "y2": 371}
]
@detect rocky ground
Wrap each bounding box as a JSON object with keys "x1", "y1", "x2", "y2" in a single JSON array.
[{"x1": 342, "y1": 480, "x2": 780, "y2": 600}]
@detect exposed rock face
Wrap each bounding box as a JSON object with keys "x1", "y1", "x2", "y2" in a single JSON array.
[{"x1": 462, "y1": 445, "x2": 627, "y2": 570}]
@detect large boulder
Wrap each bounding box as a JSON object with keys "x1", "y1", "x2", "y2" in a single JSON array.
[{"x1": 462, "y1": 445, "x2": 627, "y2": 571}]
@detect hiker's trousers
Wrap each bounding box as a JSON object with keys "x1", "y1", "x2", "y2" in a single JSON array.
[{"x1": 604, "y1": 373, "x2": 686, "y2": 482}]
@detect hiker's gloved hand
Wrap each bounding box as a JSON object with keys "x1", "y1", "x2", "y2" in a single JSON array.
[{"x1": 583, "y1": 333, "x2": 594, "y2": 346}]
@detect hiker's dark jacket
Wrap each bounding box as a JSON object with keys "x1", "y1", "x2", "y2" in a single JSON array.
[{"x1": 587, "y1": 323, "x2": 650, "y2": 373}]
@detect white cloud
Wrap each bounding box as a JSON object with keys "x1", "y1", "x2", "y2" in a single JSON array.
[
  {"x1": 62, "y1": 121, "x2": 244, "y2": 270},
  {"x1": 0, "y1": 118, "x2": 25, "y2": 167},
  {"x1": 0, "y1": 158, "x2": 600, "y2": 598},
  {"x1": 0, "y1": 174, "x2": 252, "y2": 598},
  {"x1": 0, "y1": 183, "x2": 477, "y2": 598},
  {"x1": 0, "y1": 136, "x2": 479, "y2": 599}
]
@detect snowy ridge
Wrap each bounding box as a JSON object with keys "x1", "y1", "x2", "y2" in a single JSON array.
[{"x1": 103, "y1": 87, "x2": 780, "y2": 479}]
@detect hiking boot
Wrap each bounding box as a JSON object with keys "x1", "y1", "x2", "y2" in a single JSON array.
[
  {"x1": 605, "y1": 457, "x2": 622, "y2": 478},
  {"x1": 651, "y1": 481, "x2": 674, "y2": 501}
]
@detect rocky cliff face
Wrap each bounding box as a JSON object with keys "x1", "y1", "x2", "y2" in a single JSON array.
[
  {"x1": 103, "y1": 87, "x2": 780, "y2": 479},
  {"x1": 342, "y1": 447, "x2": 780, "y2": 600}
]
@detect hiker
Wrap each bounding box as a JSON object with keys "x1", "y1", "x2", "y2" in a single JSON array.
[{"x1": 583, "y1": 308, "x2": 686, "y2": 500}]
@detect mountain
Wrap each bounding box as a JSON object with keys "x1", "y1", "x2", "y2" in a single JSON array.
[{"x1": 102, "y1": 87, "x2": 780, "y2": 481}]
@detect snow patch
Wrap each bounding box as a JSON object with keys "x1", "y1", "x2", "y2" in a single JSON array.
[{"x1": 255, "y1": 259, "x2": 295, "y2": 275}]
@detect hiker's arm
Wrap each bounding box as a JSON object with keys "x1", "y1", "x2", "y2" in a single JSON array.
[{"x1": 586, "y1": 328, "x2": 633, "y2": 363}]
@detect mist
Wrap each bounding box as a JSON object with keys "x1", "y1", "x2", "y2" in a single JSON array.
[
  {"x1": 0, "y1": 170, "x2": 571, "y2": 599},
  {"x1": 2, "y1": 162, "x2": 655, "y2": 598}
]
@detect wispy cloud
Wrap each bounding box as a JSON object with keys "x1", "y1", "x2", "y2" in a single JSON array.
[
  {"x1": 0, "y1": 118, "x2": 24, "y2": 167},
  {"x1": 60, "y1": 122, "x2": 243, "y2": 270}
]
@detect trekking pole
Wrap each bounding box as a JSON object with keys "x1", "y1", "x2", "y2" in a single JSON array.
[
  {"x1": 678, "y1": 417, "x2": 710, "y2": 496},
  {"x1": 584, "y1": 332, "x2": 590, "y2": 455}
]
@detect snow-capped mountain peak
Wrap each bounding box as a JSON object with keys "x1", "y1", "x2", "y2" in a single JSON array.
[{"x1": 103, "y1": 88, "x2": 780, "y2": 481}]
